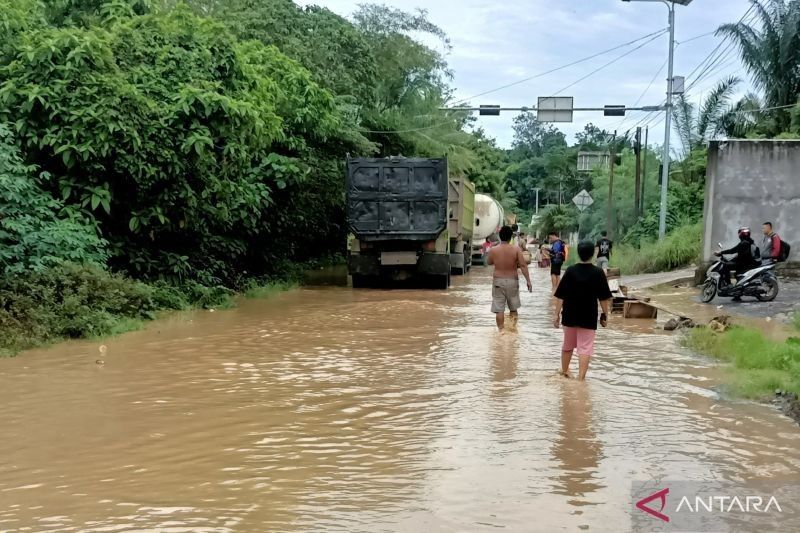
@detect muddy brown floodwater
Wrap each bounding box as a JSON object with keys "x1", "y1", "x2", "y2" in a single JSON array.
[{"x1": 1, "y1": 267, "x2": 799, "y2": 532}]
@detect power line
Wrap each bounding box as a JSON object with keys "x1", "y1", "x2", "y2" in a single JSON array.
[
  {"x1": 551, "y1": 30, "x2": 668, "y2": 96},
  {"x1": 630, "y1": 3, "x2": 758, "y2": 132},
  {"x1": 727, "y1": 102, "x2": 798, "y2": 115},
  {"x1": 642, "y1": 101, "x2": 797, "y2": 140},
  {"x1": 683, "y1": 3, "x2": 756, "y2": 89},
  {"x1": 612, "y1": 57, "x2": 669, "y2": 130},
  {"x1": 676, "y1": 30, "x2": 716, "y2": 45},
  {"x1": 449, "y1": 27, "x2": 669, "y2": 106},
  {"x1": 363, "y1": 117, "x2": 467, "y2": 134}
]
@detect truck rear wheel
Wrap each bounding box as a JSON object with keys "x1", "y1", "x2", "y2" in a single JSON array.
[{"x1": 351, "y1": 274, "x2": 369, "y2": 288}]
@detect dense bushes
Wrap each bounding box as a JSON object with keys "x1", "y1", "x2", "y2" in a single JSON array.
[
  {"x1": 613, "y1": 222, "x2": 702, "y2": 274},
  {"x1": 0, "y1": 4, "x2": 349, "y2": 284},
  {"x1": 0, "y1": 263, "x2": 169, "y2": 356},
  {"x1": 0, "y1": 124, "x2": 108, "y2": 274}
]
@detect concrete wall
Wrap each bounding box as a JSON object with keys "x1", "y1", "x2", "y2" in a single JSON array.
[{"x1": 702, "y1": 140, "x2": 800, "y2": 263}]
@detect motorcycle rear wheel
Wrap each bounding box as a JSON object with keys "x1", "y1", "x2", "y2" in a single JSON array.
[
  {"x1": 756, "y1": 276, "x2": 779, "y2": 302},
  {"x1": 701, "y1": 281, "x2": 717, "y2": 303}
]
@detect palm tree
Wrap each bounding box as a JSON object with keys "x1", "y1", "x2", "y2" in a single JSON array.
[
  {"x1": 717, "y1": 92, "x2": 767, "y2": 137},
  {"x1": 717, "y1": 0, "x2": 800, "y2": 132},
  {"x1": 671, "y1": 76, "x2": 741, "y2": 157}
]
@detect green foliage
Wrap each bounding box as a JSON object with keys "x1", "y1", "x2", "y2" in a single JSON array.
[
  {"x1": 510, "y1": 112, "x2": 567, "y2": 159},
  {"x1": 717, "y1": 0, "x2": 800, "y2": 133},
  {"x1": 578, "y1": 147, "x2": 661, "y2": 241},
  {"x1": 613, "y1": 222, "x2": 701, "y2": 274},
  {"x1": 0, "y1": 3, "x2": 349, "y2": 283},
  {"x1": 575, "y1": 123, "x2": 610, "y2": 150},
  {"x1": 672, "y1": 76, "x2": 741, "y2": 159},
  {"x1": 685, "y1": 326, "x2": 800, "y2": 398},
  {"x1": 243, "y1": 280, "x2": 296, "y2": 299},
  {"x1": 621, "y1": 180, "x2": 705, "y2": 245},
  {"x1": 0, "y1": 0, "x2": 44, "y2": 64},
  {"x1": 533, "y1": 204, "x2": 580, "y2": 236},
  {"x1": 0, "y1": 123, "x2": 108, "y2": 274}
]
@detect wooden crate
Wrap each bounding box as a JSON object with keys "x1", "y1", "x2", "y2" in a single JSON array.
[{"x1": 623, "y1": 300, "x2": 658, "y2": 319}]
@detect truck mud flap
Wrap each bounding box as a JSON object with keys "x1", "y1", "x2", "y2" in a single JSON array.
[
  {"x1": 348, "y1": 254, "x2": 380, "y2": 276},
  {"x1": 418, "y1": 253, "x2": 450, "y2": 276}
]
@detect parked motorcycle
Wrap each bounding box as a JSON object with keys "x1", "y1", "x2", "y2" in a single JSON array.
[{"x1": 700, "y1": 243, "x2": 779, "y2": 303}]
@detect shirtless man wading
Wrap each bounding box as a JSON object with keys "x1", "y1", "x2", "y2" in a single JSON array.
[{"x1": 487, "y1": 225, "x2": 533, "y2": 330}]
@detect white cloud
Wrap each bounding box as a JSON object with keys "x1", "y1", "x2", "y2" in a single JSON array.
[{"x1": 297, "y1": 0, "x2": 754, "y2": 146}]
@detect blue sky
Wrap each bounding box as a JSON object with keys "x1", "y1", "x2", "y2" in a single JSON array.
[{"x1": 298, "y1": 0, "x2": 753, "y2": 148}]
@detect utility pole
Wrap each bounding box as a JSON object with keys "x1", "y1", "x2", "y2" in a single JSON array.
[
  {"x1": 641, "y1": 126, "x2": 649, "y2": 217},
  {"x1": 622, "y1": 0, "x2": 693, "y2": 238},
  {"x1": 607, "y1": 131, "x2": 617, "y2": 238},
  {"x1": 659, "y1": 3, "x2": 676, "y2": 239},
  {"x1": 533, "y1": 187, "x2": 541, "y2": 214},
  {"x1": 634, "y1": 126, "x2": 642, "y2": 217}
]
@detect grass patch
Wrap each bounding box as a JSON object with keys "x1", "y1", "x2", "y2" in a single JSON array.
[
  {"x1": 683, "y1": 327, "x2": 800, "y2": 399},
  {"x1": 612, "y1": 222, "x2": 701, "y2": 274},
  {"x1": 793, "y1": 312, "x2": 800, "y2": 332},
  {"x1": 243, "y1": 280, "x2": 296, "y2": 299}
]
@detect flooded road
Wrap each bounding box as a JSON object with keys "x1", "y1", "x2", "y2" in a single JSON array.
[{"x1": 1, "y1": 267, "x2": 799, "y2": 532}]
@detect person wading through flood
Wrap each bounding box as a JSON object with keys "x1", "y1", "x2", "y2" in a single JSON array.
[
  {"x1": 595, "y1": 230, "x2": 612, "y2": 275},
  {"x1": 488, "y1": 225, "x2": 532, "y2": 331},
  {"x1": 548, "y1": 232, "x2": 566, "y2": 293},
  {"x1": 553, "y1": 240, "x2": 612, "y2": 380}
]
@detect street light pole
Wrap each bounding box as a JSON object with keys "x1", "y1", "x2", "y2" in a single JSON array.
[
  {"x1": 659, "y1": 3, "x2": 675, "y2": 240},
  {"x1": 622, "y1": 0, "x2": 692, "y2": 239}
]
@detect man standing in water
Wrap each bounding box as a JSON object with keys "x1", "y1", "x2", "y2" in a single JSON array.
[
  {"x1": 553, "y1": 240, "x2": 612, "y2": 380},
  {"x1": 488, "y1": 225, "x2": 532, "y2": 331}
]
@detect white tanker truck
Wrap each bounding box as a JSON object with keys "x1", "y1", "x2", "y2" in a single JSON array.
[{"x1": 471, "y1": 193, "x2": 504, "y2": 265}]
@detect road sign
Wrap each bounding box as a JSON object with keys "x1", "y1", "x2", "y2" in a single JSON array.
[
  {"x1": 537, "y1": 96, "x2": 573, "y2": 122},
  {"x1": 572, "y1": 189, "x2": 593, "y2": 212}
]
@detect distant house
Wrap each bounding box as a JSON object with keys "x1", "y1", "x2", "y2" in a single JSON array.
[{"x1": 577, "y1": 151, "x2": 609, "y2": 172}]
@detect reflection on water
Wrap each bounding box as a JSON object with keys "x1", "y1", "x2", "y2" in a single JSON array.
[
  {"x1": 553, "y1": 382, "x2": 604, "y2": 506},
  {"x1": 490, "y1": 332, "x2": 519, "y2": 383},
  {"x1": 0, "y1": 267, "x2": 798, "y2": 531}
]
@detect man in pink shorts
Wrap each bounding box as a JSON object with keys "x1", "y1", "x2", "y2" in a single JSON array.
[{"x1": 553, "y1": 240, "x2": 612, "y2": 380}]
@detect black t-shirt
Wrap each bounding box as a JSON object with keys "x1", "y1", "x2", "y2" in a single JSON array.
[
  {"x1": 596, "y1": 238, "x2": 612, "y2": 258},
  {"x1": 554, "y1": 263, "x2": 613, "y2": 330},
  {"x1": 721, "y1": 238, "x2": 760, "y2": 270}
]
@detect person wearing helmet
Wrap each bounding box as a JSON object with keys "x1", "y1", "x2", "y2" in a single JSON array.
[{"x1": 714, "y1": 227, "x2": 761, "y2": 297}]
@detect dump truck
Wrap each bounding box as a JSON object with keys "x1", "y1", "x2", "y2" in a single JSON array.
[
  {"x1": 471, "y1": 194, "x2": 505, "y2": 265},
  {"x1": 346, "y1": 157, "x2": 452, "y2": 289},
  {"x1": 448, "y1": 177, "x2": 475, "y2": 275}
]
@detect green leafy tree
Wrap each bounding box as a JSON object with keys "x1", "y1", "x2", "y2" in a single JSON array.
[
  {"x1": 510, "y1": 112, "x2": 568, "y2": 159},
  {"x1": 717, "y1": 0, "x2": 800, "y2": 133},
  {"x1": 672, "y1": 76, "x2": 741, "y2": 156},
  {"x1": 0, "y1": 2, "x2": 347, "y2": 283},
  {"x1": 671, "y1": 76, "x2": 740, "y2": 183},
  {"x1": 575, "y1": 123, "x2": 611, "y2": 150}
]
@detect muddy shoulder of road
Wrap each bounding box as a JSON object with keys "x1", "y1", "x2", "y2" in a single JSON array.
[{"x1": 638, "y1": 278, "x2": 800, "y2": 426}]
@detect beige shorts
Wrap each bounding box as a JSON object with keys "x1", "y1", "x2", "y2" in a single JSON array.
[{"x1": 491, "y1": 278, "x2": 521, "y2": 313}]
